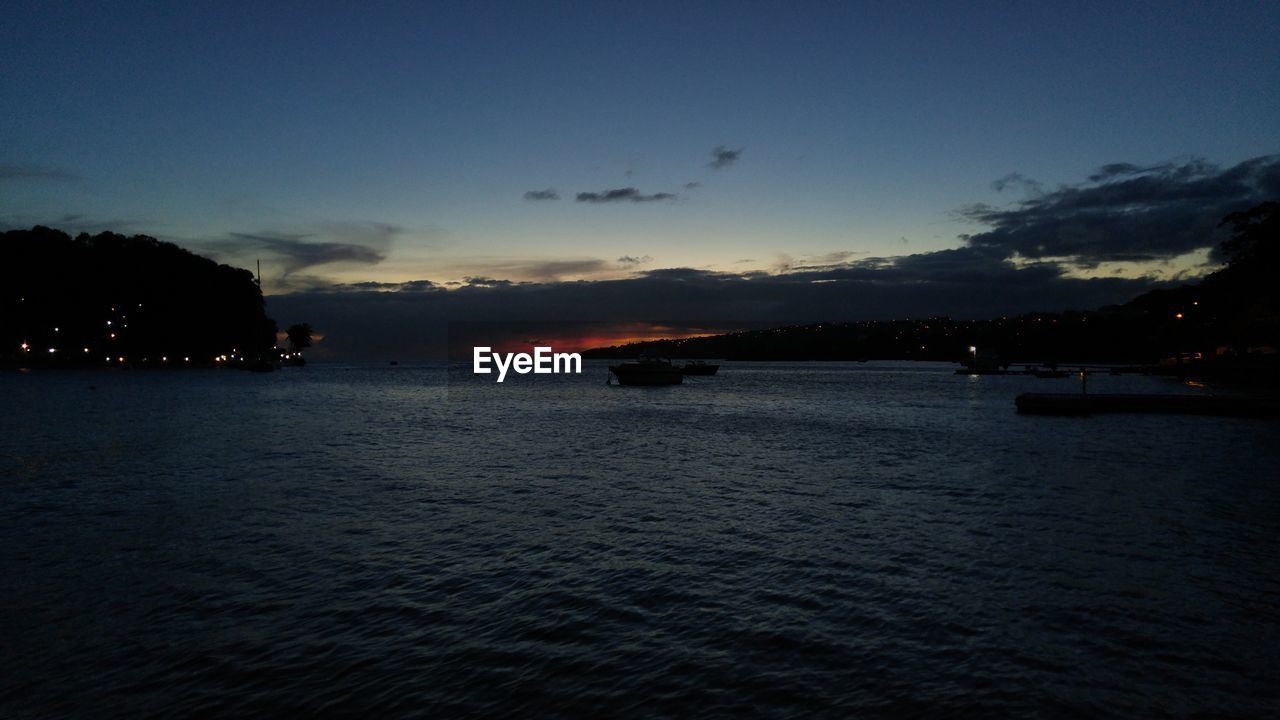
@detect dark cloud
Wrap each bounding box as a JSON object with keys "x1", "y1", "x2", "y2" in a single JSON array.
[
  {"x1": 200, "y1": 222, "x2": 399, "y2": 279},
  {"x1": 962, "y1": 154, "x2": 1280, "y2": 265},
  {"x1": 0, "y1": 164, "x2": 80, "y2": 183},
  {"x1": 400, "y1": 279, "x2": 439, "y2": 292},
  {"x1": 516, "y1": 259, "x2": 610, "y2": 280},
  {"x1": 223, "y1": 232, "x2": 386, "y2": 275},
  {"x1": 449, "y1": 259, "x2": 610, "y2": 282},
  {"x1": 463, "y1": 276, "x2": 515, "y2": 288},
  {"x1": 576, "y1": 187, "x2": 676, "y2": 203},
  {"x1": 523, "y1": 189, "x2": 559, "y2": 201},
  {"x1": 1084, "y1": 160, "x2": 1215, "y2": 183},
  {"x1": 616, "y1": 255, "x2": 652, "y2": 267},
  {"x1": 311, "y1": 279, "x2": 441, "y2": 293},
  {"x1": 683, "y1": 181, "x2": 702, "y2": 189},
  {"x1": 708, "y1": 146, "x2": 743, "y2": 170},
  {"x1": 990, "y1": 172, "x2": 1042, "y2": 194},
  {"x1": 776, "y1": 250, "x2": 866, "y2": 272}
]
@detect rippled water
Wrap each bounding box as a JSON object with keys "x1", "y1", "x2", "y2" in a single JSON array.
[{"x1": 2, "y1": 362, "x2": 1278, "y2": 717}]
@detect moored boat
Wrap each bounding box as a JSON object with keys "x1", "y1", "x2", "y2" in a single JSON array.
[
  {"x1": 608, "y1": 357, "x2": 683, "y2": 385},
  {"x1": 680, "y1": 360, "x2": 719, "y2": 376}
]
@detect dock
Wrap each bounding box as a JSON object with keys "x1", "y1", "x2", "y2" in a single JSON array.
[{"x1": 1015, "y1": 392, "x2": 1280, "y2": 417}]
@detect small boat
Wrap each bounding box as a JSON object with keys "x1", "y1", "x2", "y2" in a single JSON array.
[
  {"x1": 608, "y1": 357, "x2": 683, "y2": 386},
  {"x1": 680, "y1": 360, "x2": 719, "y2": 376}
]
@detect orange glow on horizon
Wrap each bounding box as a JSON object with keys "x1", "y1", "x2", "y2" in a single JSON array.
[{"x1": 480, "y1": 325, "x2": 721, "y2": 355}]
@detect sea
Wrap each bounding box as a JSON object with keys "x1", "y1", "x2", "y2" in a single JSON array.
[{"x1": 2, "y1": 361, "x2": 1278, "y2": 718}]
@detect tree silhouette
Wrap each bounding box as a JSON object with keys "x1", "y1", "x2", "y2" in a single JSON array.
[
  {"x1": 1218, "y1": 201, "x2": 1278, "y2": 275},
  {"x1": 286, "y1": 323, "x2": 314, "y2": 353}
]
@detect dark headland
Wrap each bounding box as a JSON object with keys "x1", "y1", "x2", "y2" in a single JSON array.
[{"x1": 1, "y1": 226, "x2": 279, "y2": 369}]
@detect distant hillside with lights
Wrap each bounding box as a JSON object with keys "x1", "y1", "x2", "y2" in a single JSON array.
[
  {"x1": 586, "y1": 202, "x2": 1279, "y2": 367},
  {"x1": 1, "y1": 226, "x2": 278, "y2": 368}
]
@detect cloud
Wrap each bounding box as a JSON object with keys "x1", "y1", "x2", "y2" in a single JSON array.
[
  {"x1": 515, "y1": 259, "x2": 611, "y2": 279},
  {"x1": 616, "y1": 255, "x2": 652, "y2": 267},
  {"x1": 684, "y1": 181, "x2": 702, "y2": 189},
  {"x1": 523, "y1": 188, "x2": 559, "y2": 201},
  {"x1": 961, "y1": 154, "x2": 1280, "y2": 265},
  {"x1": 990, "y1": 172, "x2": 1042, "y2": 194},
  {"x1": 309, "y1": 279, "x2": 441, "y2": 293},
  {"x1": 0, "y1": 164, "x2": 80, "y2": 183},
  {"x1": 775, "y1": 250, "x2": 866, "y2": 272},
  {"x1": 708, "y1": 145, "x2": 743, "y2": 170},
  {"x1": 200, "y1": 222, "x2": 400, "y2": 277},
  {"x1": 448, "y1": 259, "x2": 611, "y2": 282},
  {"x1": 576, "y1": 187, "x2": 676, "y2": 203},
  {"x1": 224, "y1": 232, "x2": 386, "y2": 274},
  {"x1": 463, "y1": 276, "x2": 515, "y2": 288}
]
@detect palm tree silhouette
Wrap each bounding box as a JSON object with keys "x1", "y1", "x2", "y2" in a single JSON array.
[{"x1": 286, "y1": 323, "x2": 313, "y2": 354}]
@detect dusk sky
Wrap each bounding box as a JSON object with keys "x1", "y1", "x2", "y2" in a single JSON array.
[{"x1": 3, "y1": 2, "x2": 1278, "y2": 355}]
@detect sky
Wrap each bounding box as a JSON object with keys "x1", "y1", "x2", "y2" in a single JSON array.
[{"x1": 2, "y1": 1, "x2": 1278, "y2": 356}]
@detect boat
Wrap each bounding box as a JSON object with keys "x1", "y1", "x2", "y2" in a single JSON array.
[
  {"x1": 680, "y1": 360, "x2": 720, "y2": 376},
  {"x1": 608, "y1": 357, "x2": 683, "y2": 385}
]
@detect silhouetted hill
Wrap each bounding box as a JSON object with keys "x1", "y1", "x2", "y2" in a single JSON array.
[
  {"x1": 1, "y1": 226, "x2": 277, "y2": 368},
  {"x1": 586, "y1": 202, "x2": 1279, "y2": 365},
  {"x1": 582, "y1": 314, "x2": 1170, "y2": 363}
]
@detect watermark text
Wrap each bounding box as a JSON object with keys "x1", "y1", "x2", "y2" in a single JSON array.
[{"x1": 473, "y1": 346, "x2": 582, "y2": 382}]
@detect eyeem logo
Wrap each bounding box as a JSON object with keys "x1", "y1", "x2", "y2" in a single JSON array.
[{"x1": 473, "y1": 346, "x2": 582, "y2": 382}]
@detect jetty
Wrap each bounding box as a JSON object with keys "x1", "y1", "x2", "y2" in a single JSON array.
[{"x1": 1015, "y1": 392, "x2": 1280, "y2": 417}]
